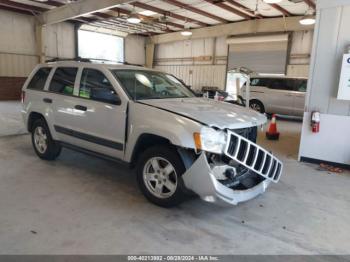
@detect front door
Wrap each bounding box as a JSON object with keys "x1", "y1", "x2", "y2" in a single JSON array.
[{"x1": 52, "y1": 67, "x2": 126, "y2": 160}]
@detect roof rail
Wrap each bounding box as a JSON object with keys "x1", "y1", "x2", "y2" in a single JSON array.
[
  {"x1": 119, "y1": 61, "x2": 143, "y2": 67},
  {"x1": 44, "y1": 57, "x2": 144, "y2": 67},
  {"x1": 87, "y1": 58, "x2": 143, "y2": 67},
  {"x1": 45, "y1": 57, "x2": 91, "y2": 63}
]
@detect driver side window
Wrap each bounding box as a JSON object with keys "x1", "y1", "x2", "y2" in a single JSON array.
[{"x1": 79, "y1": 69, "x2": 120, "y2": 105}]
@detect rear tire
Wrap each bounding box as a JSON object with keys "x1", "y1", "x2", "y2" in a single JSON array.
[
  {"x1": 249, "y1": 100, "x2": 265, "y2": 114},
  {"x1": 31, "y1": 118, "x2": 61, "y2": 160},
  {"x1": 136, "y1": 145, "x2": 188, "y2": 207}
]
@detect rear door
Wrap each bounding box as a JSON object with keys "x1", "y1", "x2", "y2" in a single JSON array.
[
  {"x1": 266, "y1": 78, "x2": 295, "y2": 115},
  {"x1": 47, "y1": 66, "x2": 80, "y2": 141},
  {"x1": 293, "y1": 79, "x2": 307, "y2": 116}
]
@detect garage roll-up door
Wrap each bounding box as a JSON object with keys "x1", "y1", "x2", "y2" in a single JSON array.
[{"x1": 227, "y1": 34, "x2": 289, "y2": 74}]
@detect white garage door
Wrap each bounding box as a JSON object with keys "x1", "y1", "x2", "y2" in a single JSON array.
[{"x1": 227, "y1": 34, "x2": 289, "y2": 75}]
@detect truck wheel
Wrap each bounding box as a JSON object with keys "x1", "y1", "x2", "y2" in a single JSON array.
[
  {"x1": 31, "y1": 118, "x2": 61, "y2": 160},
  {"x1": 136, "y1": 145, "x2": 188, "y2": 207},
  {"x1": 250, "y1": 100, "x2": 265, "y2": 113}
]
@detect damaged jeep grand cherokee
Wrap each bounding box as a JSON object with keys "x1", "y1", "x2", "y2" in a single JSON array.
[{"x1": 22, "y1": 61, "x2": 283, "y2": 207}]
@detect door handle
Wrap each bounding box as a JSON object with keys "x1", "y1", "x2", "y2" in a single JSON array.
[
  {"x1": 74, "y1": 105, "x2": 87, "y2": 111},
  {"x1": 285, "y1": 94, "x2": 293, "y2": 97},
  {"x1": 43, "y1": 98, "x2": 52, "y2": 103}
]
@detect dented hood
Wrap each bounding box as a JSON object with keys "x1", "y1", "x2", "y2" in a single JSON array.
[{"x1": 140, "y1": 98, "x2": 267, "y2": 129}]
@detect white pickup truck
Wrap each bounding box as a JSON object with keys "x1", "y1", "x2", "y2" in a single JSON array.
[{"x1": 21, "y1": 60, "x2": 283, "y2": 207}]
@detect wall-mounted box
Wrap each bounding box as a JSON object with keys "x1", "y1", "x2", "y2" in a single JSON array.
[{"x1": 337, "y1": 54, "x2": 350, "y2": 100}]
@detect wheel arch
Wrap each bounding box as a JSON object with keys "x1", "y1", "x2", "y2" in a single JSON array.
[
  {"x1": 130, "y1": 133, "x2": 171, "y2": 167},
  {"x1": 27, "y1": 111, "x2": 46, "y2": 132}
]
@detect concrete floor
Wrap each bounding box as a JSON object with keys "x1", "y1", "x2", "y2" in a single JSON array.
[{"x1": 0, "y1": 119, "x2": 349, "y2": 255}]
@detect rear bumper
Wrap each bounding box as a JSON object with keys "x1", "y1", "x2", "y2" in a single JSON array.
[{"x1": 182, "y1": 153, "x2": 272, "y2": 205}]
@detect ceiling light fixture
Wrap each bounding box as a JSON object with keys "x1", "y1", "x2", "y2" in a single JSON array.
[
  {"x1": 299, "y1": 5, "x2": 316, "y2": 26},
  {"x1": 127, "y1": 13, "x2": 141, "y2": 24},
  {"x1": 127, "y1": 6, "x2": 141, "y2": 24},
  {"x1": 263, "y1": 0, "x2": 282, "y2": 3},
  {"x1": 299, "y1": 15, "x2": 315, "y2": 25},
  {"x1": 181, "y1": 20, "x2": 192, "y2": 37},
  {"x1": 139, "y1": 10, "x2": 157, "y2": 16},
  {"x1": 181, "y1": 30, "x2": 192, "y2": 36}
]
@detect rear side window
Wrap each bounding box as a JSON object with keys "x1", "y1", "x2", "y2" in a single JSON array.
[
  {"x1": 295, "y1": 79, "x2": 307, "y2": 92},
  {"x1": 27, "y1": 67, "x2": 51, "y2": 90},
  {"x1": 250, "y1": 78, "x2": 270, "y2": 87},
  {"x1": 269, "y1": 79, "x2": 294, "y2": 91},
  {"x1": 49, "y1": 67, "x2": 78, "y2": 95},
  {"x1": 79, "y1": 69, "x2": 120, "y2": 104}
]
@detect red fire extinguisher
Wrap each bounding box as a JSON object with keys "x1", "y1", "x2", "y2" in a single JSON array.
[{"x1": 311, "y1": 111, "x2": 320, "y2": 133}]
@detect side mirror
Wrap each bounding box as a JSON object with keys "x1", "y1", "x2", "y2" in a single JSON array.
[
  {"x1": 91, "y1": 89, "x2": 122, "y2": 105},
  {"x1": 110, "y1": 95, "x2": 122, "y2": 105}
]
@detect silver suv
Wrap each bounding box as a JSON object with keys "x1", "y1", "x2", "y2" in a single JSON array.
[
  {"x1": 22, "y1": 60, "x2": 283, "y2": 207},
  {"x1": 245, "y1": 77, "x2": 307, "y2": 117}
]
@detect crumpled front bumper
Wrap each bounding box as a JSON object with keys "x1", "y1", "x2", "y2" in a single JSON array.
[{"x1": 182, "y1": 153, "x2": 272, "y2": 205}]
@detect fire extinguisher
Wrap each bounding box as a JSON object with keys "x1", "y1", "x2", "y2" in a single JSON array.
[{"x1": 311, "y1": 111, "x2": 320, "y2": 133}]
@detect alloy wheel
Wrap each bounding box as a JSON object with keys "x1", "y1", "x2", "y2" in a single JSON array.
[
  {"x1": 143, "y1": 157, "x2": 178, "y2": 199},
  {"x1": 34, "y1": 126, "x2": 48, "y2": 154}
]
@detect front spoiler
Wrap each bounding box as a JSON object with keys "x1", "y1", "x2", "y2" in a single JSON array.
[{"x1": 182, "y1": 153, "x2": 271, "y2": 205}]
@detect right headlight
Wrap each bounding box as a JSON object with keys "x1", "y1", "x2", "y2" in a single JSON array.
[{"x1": 193, "y1": 127, "x2": 227, "y2": 154}]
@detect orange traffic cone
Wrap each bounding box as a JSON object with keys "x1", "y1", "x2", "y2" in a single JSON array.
[{"x1": 266, "y1": 114, "x2": 280, "y2": 140}]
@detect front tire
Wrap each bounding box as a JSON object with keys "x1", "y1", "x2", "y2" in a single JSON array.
[
  {"x1": 31, "y1": 118, "x2": 61, "y2": 160},
  {"x1": 136, "y1": 145, "x2": 188, "y2": 207}
]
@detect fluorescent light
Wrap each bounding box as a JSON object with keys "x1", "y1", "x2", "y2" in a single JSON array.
[
  {"x1": 127, "y1": 15, "x2": 141, "y2": 24},
  {"x1": 181, "y1": 30, "x2": 192, "y2": 36},
  {"x1": 263, "y1": 0, "x2": 282, "y2": 3},
  {"x1": 138, "y1": 10, "x2": 157, "y2": 16},
  {"x1": 299, "y1": 15, "x2": 315, "y2": 25}
]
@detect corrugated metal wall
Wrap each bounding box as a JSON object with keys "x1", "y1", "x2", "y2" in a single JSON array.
[
  {"x1": 0, "y1": 9, "x2": 75, "y2": 78},
  {"x1": 0, "y1": 53, "x2": 38, "y2": 77},
  {"x1": 45, "y1": 23, "x2": 75, "y2": 60},
  {"x1": 155, "y1": 64, "x2": 227, "y2": 91},
  {"x1": 154, "y1": 31, "x2": 314, "y2": 91},
  {"x1": 125, "y1": 35, "x2": 146, "y2": 65},
  {"x1": 0, "y1": 9, "x2": 76, "y2": 100},
  {"x1": 154, "y1": 36, "x2": 228, "y2": 91},
  {"x1": 0, "y1": 10, "x2": 38, "y2": 77}
]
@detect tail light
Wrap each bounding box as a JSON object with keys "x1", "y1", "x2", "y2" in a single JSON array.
[{"x1": 21, "y1": 91, "x2": 26, "y2": 103}]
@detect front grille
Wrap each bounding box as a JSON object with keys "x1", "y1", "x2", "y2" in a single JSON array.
[
  {"x1": 224, "y1": 130, "x2": 283, "y2": 183},
  {"x1": 232, "y1": 127, "x2": 257, "y2": 143}
]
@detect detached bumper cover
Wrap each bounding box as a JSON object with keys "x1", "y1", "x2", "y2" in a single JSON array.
[
  {"x1": 182, "y1": 153, "x2": 271, "y2": 205},
  {"x1": 182, "y1": 131, "x2": 283, "y2": 205}
]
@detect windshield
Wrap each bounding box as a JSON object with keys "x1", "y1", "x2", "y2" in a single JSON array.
[{"x1": 112, "y1": 70, "x2": 195, "y2": 100}]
